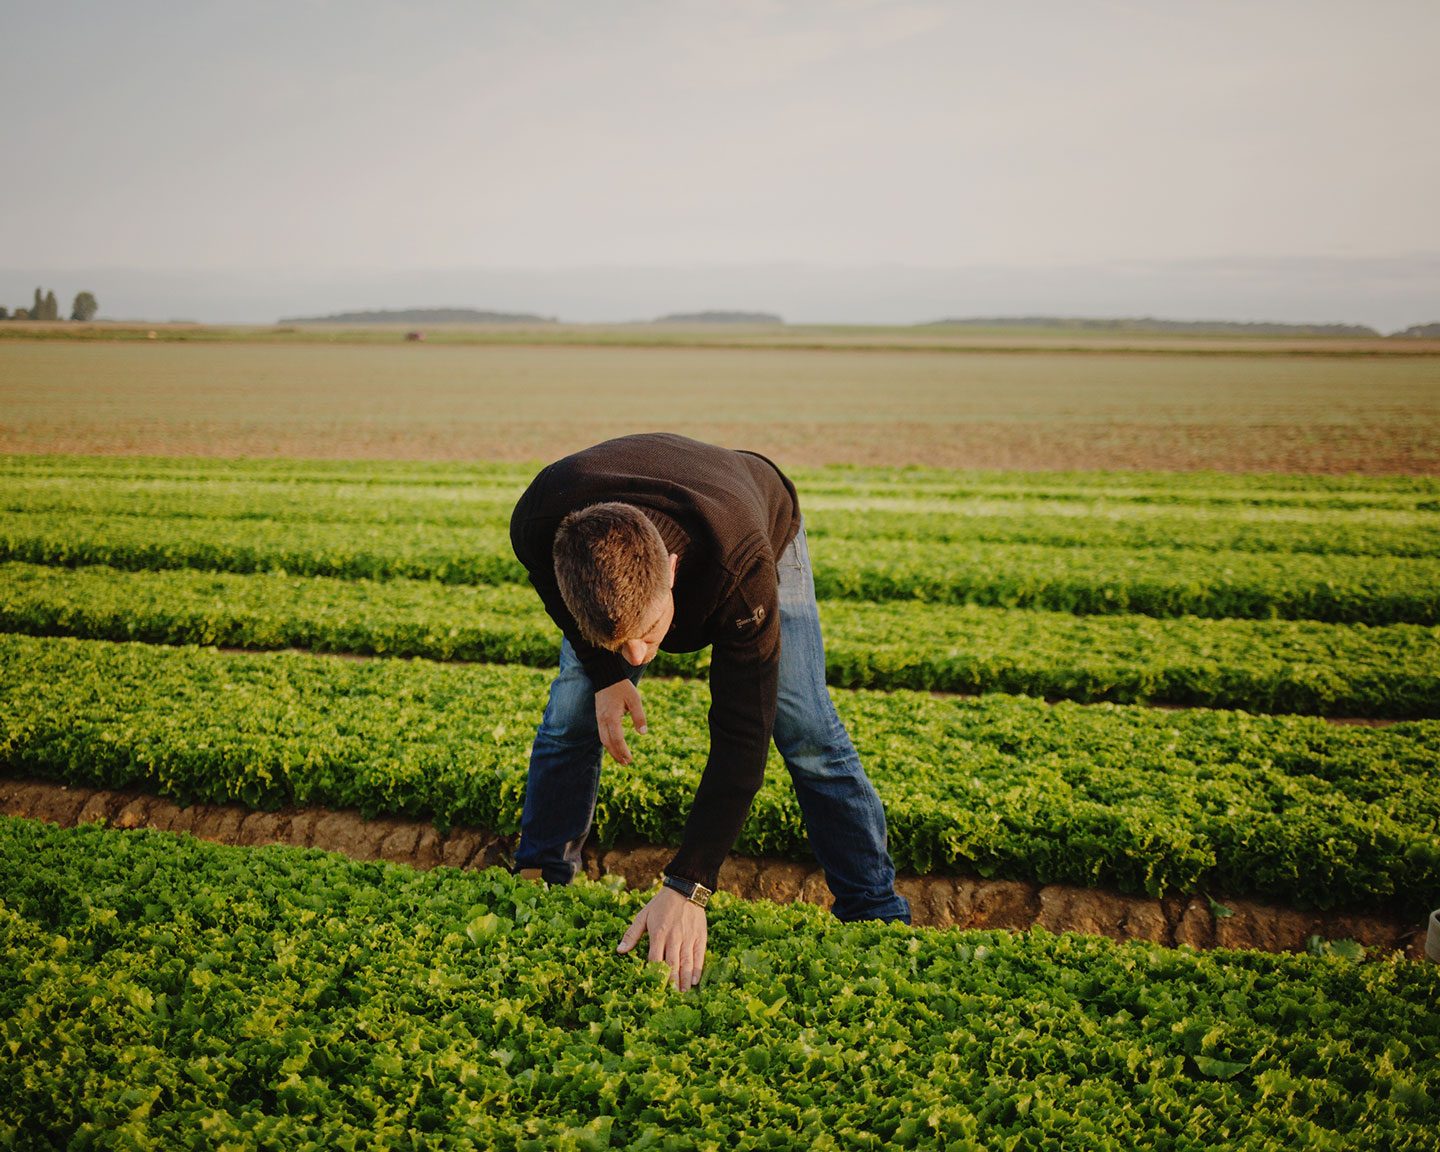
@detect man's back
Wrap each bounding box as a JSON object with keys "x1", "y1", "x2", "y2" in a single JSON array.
[{"x1": 509, "y1": 432, "x2": 800, "y2": 585}]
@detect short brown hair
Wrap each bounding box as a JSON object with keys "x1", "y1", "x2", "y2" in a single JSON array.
[{"x1": 553, "y1": 503, "x2": 669, "y2": 648}]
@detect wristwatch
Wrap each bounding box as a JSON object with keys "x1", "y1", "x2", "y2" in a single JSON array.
[{"x1": 661, "y1": 873, "x2": 713, "y2": 908}]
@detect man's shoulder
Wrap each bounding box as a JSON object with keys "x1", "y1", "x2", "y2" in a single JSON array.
[
  {"x1": 563, "y1": 433, "x2": 757, "y2": 476},
  {"x1": 512, "y1": 434, "x2": 798, "y2": 567}
]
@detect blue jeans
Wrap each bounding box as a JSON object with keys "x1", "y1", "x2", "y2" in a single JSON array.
[{"x1": 514, "y1": 521, "x2": 911, "y2": 924}]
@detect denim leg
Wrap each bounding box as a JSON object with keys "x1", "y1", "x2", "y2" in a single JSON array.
[
  {"x1": 773, "y1": 522, "x2": 911, "y2": 924},
  {"x1": 514, "y1": 638, "x2": 644, "y2": 885}
]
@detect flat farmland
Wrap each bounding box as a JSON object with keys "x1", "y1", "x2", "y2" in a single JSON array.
[
  {"x1": 5, "y1": 330, "x2": 1440, "y2": 1147},
  {"x1": 2, "y1": 332, "x2": 1438, "y2": 472}
]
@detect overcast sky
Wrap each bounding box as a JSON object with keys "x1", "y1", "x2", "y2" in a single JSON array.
[{"x1": 3, "y1": 0, "x2": 1437, "y2": 325}]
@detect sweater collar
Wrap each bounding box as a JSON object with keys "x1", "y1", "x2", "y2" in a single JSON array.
[{"x1": 642, "y1": 507, "x2": 690, "y2": 564}]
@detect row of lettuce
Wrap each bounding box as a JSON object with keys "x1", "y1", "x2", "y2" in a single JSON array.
[
  {"x1": 7, "y1": 452, "x2": 1438, "y2": 502},
  {"x1": 4, "y1": 512, "x2": 1438, "y2": 624},
  {"x1": 4, "y1": 816, "x2": 1438, "y2": 1150},
  {"x1": 2, "y1": 561, "x2": 1435, "y2": 719},
  {"x1": 4, "y1": 477, "x2": 1438, "y2": 557},
  {"x1": 2, "y1": 455, "x2": 1435, "y2": 928},
  {"x1": 4, "y1": 633, "x2": 1437, "y2": 914}
]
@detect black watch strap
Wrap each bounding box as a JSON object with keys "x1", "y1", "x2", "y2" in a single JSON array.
[{"x1": 662, "y1": 874, "x2": 712, "y2": 908}]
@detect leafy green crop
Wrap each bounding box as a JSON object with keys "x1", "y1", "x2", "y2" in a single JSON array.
[
  {"x1": 5, "y1": 452, "x2": 1437, "y2": 505},
  {"x1": 3, "y1": 634, "x2": 1437, "y2": 913},
  {"x1": 0, "y1": 511, "x2": 526, "y2": 584},
  {"x1": 4, "y1": 470, "x2": 1437, "y2": 557},
  {"x1": 3, "y1": 816, "x2": 1438, "y2": 1150},
  {"x1": 3, "y1": 511, "x2": 1436, "y2": 623},
  {"x1": 5, "y1": 458, "x2": 1440, "y2": 628},
  {"x1": 2, "y1": 561, "x2": 1436, "y2": 718},
  {"x1": 803, "y1": 503, "x2": 1440, "y2": 559},
  {"x1": 810, "y1": 537, "x2": 1440, "y2": 624},
  {"x1": 3, "y1": 456, "x2": 1438, "y2": 918},
  {"x1": 792, "y1": 465, "x2": 1440, "y2": 510}
]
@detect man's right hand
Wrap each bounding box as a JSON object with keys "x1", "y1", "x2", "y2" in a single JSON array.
[{"x1": 595, "y1": 680, "x2": 647, "y2": 766}]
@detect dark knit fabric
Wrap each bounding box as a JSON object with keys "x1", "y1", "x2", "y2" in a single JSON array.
[{"x1": 509, "y1": 433, "x2": 801, "y2": 889}]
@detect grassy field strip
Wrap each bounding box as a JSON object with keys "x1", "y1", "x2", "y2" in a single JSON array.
[
  {"x1": 7, "y1": 819, "x2": 1437, "y2": 1150},
  {"x1": 7, "y1": 465, "x2": 1435, "y2": 505},
  {"x1": 0, "y1": 477, "x2": 525, "y2": 520},
  {"x1": 3, "y1": 454, "x2": 1438, "y2": 506},
  {"x1": 801, "y1": 480, "x2": 1440, "y2": 510},
  {"x1": 6, "y1": 457, "x2": 1440, "y2": 506},
  {"x1": 800, "y1": 495, "x2": 1438, "y2": 525},
  {"x1": 3, "y1": 562, "x2": 1436, "y2": 719},
  {"x1": 4, "y1": 634, "x2": 1437, "y2": 912},
  {"x1": 0, "y1": 458, "x2": 524, "y2": 487},
  {"x1": 803, "y1": 481, "x2": 1440, "y2": 512},
  {"x1": 4, "y1": 480, "x2": 1437, "y2": 557},
  {"x1": 805, "y1": 507, "x2": 1440, "y2": 557},
  {"x1": 3, "y1": 512, "x2": 1437, "y2": 623}
]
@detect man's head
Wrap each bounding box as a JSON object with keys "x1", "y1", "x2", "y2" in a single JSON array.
[{"x1": 554, "y1": 502, "x2": 678, "y2": 666}]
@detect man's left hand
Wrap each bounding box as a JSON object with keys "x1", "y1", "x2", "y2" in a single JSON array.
[{"x1": 616, "y1": 885, "x2": 707, "y2": 992}]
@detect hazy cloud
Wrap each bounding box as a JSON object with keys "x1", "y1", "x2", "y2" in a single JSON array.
[{"x1": 2, "y1": 1, "x2": 1437, "y2": 322}]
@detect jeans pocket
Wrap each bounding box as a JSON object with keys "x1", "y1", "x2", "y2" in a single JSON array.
[{"x1": 779, "y1": 520, "x2": 807, "y2": 572}]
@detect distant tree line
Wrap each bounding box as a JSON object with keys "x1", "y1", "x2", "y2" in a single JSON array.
[
  {"x1": 654, "y1": 311, "x2": 784, "y2": 324},
  {"x1": 1392, "y1": 322, "x2": 1440, "y2": 339},
  {"x1": 920, "y1": 315, "x2": 1440, "y2": 338},
  {"x1": 920, "y1": 315, "x2": 1388, "y2": 337},
  {"x1": 280, "y1": 308, "x2": 556, "y2": 325},
  {"x1": 1, "y1": 287, "x2": 99, "y2": 322}
]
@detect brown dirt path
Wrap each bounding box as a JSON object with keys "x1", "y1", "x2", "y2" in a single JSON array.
[{"x1": 3, "y1": 776, "x2": 1425, "y2": 960}]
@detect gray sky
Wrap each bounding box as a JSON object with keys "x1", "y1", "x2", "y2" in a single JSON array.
[{"x1": 3, "y1": 1, "x2": 1438, "y2": 325}]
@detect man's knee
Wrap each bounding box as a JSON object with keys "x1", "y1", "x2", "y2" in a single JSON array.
[
  {"x1": 538, "y1": 711, "x2": 599, "y2": 748},
  {"x1": 538, "y1": 678, "x2": 599, "y2": 745},
  {"x1": 775, "y1": 728, "x2": 859, "y2": 783},
  {"x1": 774, "y1": 696, "x2": 850, "y2": 768}
]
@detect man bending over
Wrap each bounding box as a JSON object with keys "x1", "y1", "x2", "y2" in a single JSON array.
[{"x1": 509, "y1": 433, "x2": 909, "y2": 991}]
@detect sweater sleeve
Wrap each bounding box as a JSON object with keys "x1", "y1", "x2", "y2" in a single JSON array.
[{"x1": 664, "y1": 553, "x2": 781, "y2": 891}]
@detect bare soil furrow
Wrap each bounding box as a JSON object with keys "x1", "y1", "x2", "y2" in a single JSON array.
[{"x1": 2, "y1": 776, "x2": 1425, "y2": 960}]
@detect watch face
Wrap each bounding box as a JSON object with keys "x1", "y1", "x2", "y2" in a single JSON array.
[{"x1": 664, "y1": 875, "x2": 709, "y2": 905}]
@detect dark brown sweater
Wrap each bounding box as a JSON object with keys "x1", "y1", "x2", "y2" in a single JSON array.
[{"x1": 509, "y1": 433, "x2": 801, "y2": 890}]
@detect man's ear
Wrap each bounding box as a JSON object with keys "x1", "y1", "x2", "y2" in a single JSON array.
[{"x1": 668, "y1": 553, "x2": 678, "y2": 588}]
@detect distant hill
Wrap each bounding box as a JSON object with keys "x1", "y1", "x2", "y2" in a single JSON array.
[
  {"x1": 653, "y1": 311, "x2": 784, "y2": 324},
  {"x1": 919, "y1": 316, "x2": 1383, "y2": 337},
  {"x1": 280, "y1": 308, "x2": 556, "y2": 325},
  {"x1": 1390, "y1": 322, "x2": 1440, "y2": 339}
]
